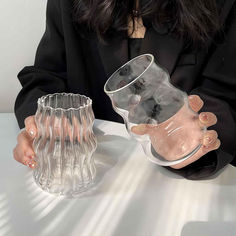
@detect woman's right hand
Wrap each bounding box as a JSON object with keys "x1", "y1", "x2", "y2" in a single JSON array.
[
  {"x1": 13, "y1": 116, "x2": 37, "y2": 169},
  {"x1": 131, "y1": 95, "x2": 220, "y2": 168}
]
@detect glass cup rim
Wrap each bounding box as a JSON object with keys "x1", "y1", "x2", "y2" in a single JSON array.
[
  {"x1": 37, "y1": 92, "x2": 92, "y2": 111},
  {"x1": 104, "y1": 53, "x2": 154, "y2": 94}
]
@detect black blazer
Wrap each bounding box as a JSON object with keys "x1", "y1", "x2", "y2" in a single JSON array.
[{"x1": 14, "y1": 0, "x2": 236, "y2": 180}]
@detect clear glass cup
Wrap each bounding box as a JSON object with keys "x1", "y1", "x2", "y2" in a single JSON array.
[
  {"x1": 104, "y1": 54, "x2": 206, "y2": 166},
  {"x1": 33, "y1": 93, "x2": 97, "y2": 197}
]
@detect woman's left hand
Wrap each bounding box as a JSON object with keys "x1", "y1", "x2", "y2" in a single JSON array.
[{"x1": 131, "y1": 95, "x2": 221, "y2": 169}]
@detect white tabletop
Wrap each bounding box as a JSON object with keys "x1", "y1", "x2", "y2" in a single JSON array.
[{"x1": 1, "y1": 113, "x2": 236, "y2": 236}]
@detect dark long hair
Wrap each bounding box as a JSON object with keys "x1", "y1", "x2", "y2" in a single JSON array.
[{"x1": 72, "y1": 0, "x2": 221, "y2": 45}]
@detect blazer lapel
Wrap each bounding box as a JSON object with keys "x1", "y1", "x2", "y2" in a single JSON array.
[
  {"x1": 139, "y1": 0, "x2": 236, "y2": 76},
  {"x1": 97, "y1": 28, "x2": 183, "y2": 79},
  {"x1": 140, "y1": 27, "x2": 183, "y2": 76},
  {"x1": 219, "y1": 0, "x2": 235, "y2": 22},
  {"x1": 81, "y1": 0, "x2": 235, "y2": 80}
]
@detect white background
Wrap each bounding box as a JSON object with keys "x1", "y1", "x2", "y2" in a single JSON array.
[{"x1": 0, "y1": 0, "x2": 47, "y2": 112}]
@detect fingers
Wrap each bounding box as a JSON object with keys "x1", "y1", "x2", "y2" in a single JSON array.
[
  {"x1": 53, "y1": 114, "x2": 83, "y2": 143},
  {"x1": 188, "y1": 95, "x2": 204, "y2": 113},
  {"x1": 202, "y1": 130, "x2": 218, "y2": 148},
  {"x1": 202, "y1": 129, "x2": 221, "y2": 152},
  {"x1": 199, "y1": 112, "x2": 217, "y2": 128},
  {"x1": 72, "y1": 115, "x2": 80, "y2": 142},
  {"x1": 24, "y1": 115, "x2": 37, "y2": 138},
  {"x1": 131, "y1": 124, "x2": 150, "y2": 135},
  {"x1": 188, "y1": 95, "x2": 217, "y2": 128},
  {"x1": 14, "y1": 130, "x2": 36, "y2": 169},
  {"x1": 171, "y1": 130, "x2": 221, "y2": 169},
  {"x1": 202, "y1": 138, "x2": 221, "y2": 153},
  {"x1": 191, "y1": 137, "x2": 221, "y2": 163}
]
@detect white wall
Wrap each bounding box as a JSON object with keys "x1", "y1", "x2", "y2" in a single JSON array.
[{"x1": 0, "y1": 0, "x2": 47, "y2": 112}]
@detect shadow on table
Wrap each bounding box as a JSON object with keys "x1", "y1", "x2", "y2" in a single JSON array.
[
  {"x1": 181, "y1": 221, "x2": 236, "y2": 236},
  {"x1": 212, "y1": 165, "x2": 236, "y2": 186},
  {"x1": 72, "y1": 126, "x2": 138, "y2": 198},
  {"x1": 3, "y1": 127, "x2": 137, "y2": 236},
  {"x1": 95, "y1": 124, "x2": 185, "y2": 181},
  {"x1": 155, "y1": 165, "x2": 184, "y2": 179},
  {"x1": 4, "y1": 125, "x2": 236, "y2": 236}
]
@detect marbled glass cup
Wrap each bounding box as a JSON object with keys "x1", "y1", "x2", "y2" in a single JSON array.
[{"x1": 104, "y1": 54, "x2": 206, "y2": 166}]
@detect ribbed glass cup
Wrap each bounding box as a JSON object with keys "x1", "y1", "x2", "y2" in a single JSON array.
[{"x1": 32, "y1": 93, "x2": 97, "y2": 197}]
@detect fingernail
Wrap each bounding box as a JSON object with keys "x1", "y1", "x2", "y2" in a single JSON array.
[
  {"x1": 28, "y1": 163, "x2": 36, "y2": 168},
  {"x1": 29, "y1": 130, "x2": 34, "y2": 137},
  {"x1": 26, "y1": 160, "x2": 36, "y2": 168},
  {"x1": 189, "y1": 95, "x2": 194, "y2": 100},
  {"x1": 205, "y1": 136, "x2": 212, "y2": 143},
  {"x1": 200, "y1": 114, "x2": 208, "y2": 122}
]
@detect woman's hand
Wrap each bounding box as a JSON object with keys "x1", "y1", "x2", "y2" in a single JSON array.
[
  {"x1": 131, "y1": 95, "x2": 221, "y2": 169},
  {"x1": 13, "y1": 114, "x2": 91, "y2": 169},
  {"x1": 13, "y1": 116, "x2": 37, "y2": 169}
]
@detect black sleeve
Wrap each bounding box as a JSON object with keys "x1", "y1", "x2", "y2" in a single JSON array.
[
  {"x1": 166, "y1": 3, "x2": 236, "y2": 180},
  {"x1": 14, "y1": 0, "x2": 67, "y2": 129}
]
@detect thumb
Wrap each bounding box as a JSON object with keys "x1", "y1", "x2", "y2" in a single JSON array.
[
  {"x1": 24, "y1": 115, "x2": 37, "y2": 138},
  {"x1": 131, "y1": 124, "x2": 150, "y2": 135}
]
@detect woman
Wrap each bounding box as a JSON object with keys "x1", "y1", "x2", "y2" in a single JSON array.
[{"x1": 13, "y1": 0, "x2": 236, "y2": 179}]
